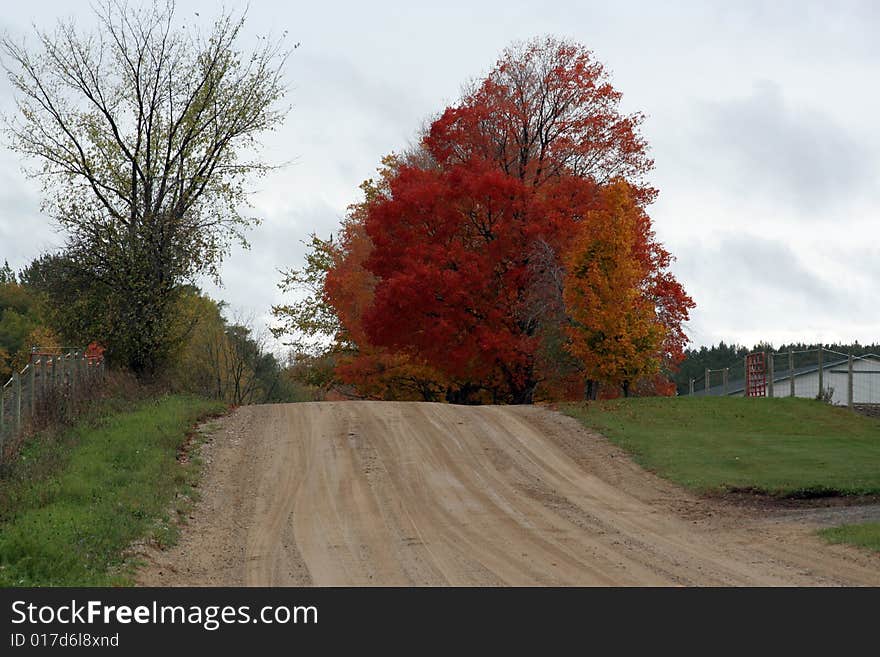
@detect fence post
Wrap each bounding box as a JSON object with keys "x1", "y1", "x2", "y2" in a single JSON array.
[
  {"x1": 26, "y1": 362, "x2": 35, "y2": 419},
  {"x1": 704, "y1": 369, "x2": 710, "y2": 396},
  {"x1": 768, "y1": 353, "x2": 774, "y2": 398},
  {"x1": 744, "y1": 357, "x2": 749, "y2": 395},
  {"x1": 817, "y1": 347, "x2": 823, "y2": 399},
  {"x1": 722, "y1": 368, "x2": 729, "y2": 396},
  {"x1": 60, "y1": 355, "x2": 67, "y2": 398},
  {"x1": 847, "y1": 354, "x2": 854, "y2": 410},
  {"x1": 43, "y1": 356, "x2": 49, "y2": 403},
  {"x1": 13, "y1": 371, "x2": 22, "y2": 435},
  {"x1": 789, "y1": 348, "x2": 795, "y2": 398},
  {"x1": 38, "y1": 356, "x2": 45, "y2": 402},
  {"x1": 0, "y1": 385, "x2": 5, "y2": 461},
  {"x1": 689, "y1": 378, "x2": 694, "y2": 396},
  {"x1": 71, "y1": 351, "x2": 78, "y2": 400}
]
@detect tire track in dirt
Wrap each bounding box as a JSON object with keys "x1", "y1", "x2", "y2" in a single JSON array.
[{"x1": 136, "y1": 401, "x2": 880, "y2": 586}]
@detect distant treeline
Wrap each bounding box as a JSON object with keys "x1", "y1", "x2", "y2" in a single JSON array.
[{"x1": 674, "y1": 341, "x2": 880, "y2": 395}]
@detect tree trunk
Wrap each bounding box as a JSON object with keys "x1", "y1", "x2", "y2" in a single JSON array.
[
  {"x1": 447, "y1": 383, "x2": 479, "y2": 405},
  {"x1": 584, "y1": 379, "x2": 599, "y2": 401},
  {"x1": 509, "y1": 378, "x2": 536, "y2": 405}
]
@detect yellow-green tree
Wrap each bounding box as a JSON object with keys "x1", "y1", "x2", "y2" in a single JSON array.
[
  {"x1": 2, "y1": 2, "x2": 291, "y2": 376},
  {"x1": 172, "y1": 289, "x2": 297, "y2": 404}
]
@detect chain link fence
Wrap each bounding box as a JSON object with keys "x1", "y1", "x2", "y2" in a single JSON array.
[
  {"x1": 0, "y1": 348, "x2": 106, "y2": 463},
  {"x1": 688, "y1": 347, "x2": 880, "y2": 410}
]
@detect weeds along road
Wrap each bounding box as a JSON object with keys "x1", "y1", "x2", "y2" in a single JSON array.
[{"x1": 137, "y1": 402, "x2": 880, "y2": 586}]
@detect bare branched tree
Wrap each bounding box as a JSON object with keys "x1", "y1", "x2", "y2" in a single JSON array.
[{"x1": 2, "y1": 0, "x2": 293, "y2": 374}]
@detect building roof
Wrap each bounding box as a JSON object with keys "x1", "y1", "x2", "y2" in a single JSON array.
[{"x1": 692, "y1": 353, "x2": 880, "y2": 397}]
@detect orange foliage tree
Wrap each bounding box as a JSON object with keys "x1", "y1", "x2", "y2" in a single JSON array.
[{"x1": 563, "y1": 182, "x2": 690, "y2": 398}]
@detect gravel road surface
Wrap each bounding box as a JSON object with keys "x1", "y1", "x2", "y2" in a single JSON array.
[{"x1": 136, "y1": 401, "x2": 880, "y2": 586}]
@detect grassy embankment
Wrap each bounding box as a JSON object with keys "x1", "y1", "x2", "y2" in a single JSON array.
[
  {"x1": 0, "y1": 394, "x2": 226, "y2": 586},
  {"x1": 564, "y1": 396, "x2": 880, "y2": 552}
]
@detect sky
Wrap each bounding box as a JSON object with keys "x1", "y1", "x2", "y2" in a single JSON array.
[{"x1": 0, "y1": 0, "x2": 877, "y2": 353}]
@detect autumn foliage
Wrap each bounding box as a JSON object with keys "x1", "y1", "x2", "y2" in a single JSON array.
[
  {"x1": 564, "y1": 182, "x2": 685, "y2": 398},
  {"x1": 276, "y1": 37, "x2": 694, "y2": 403}
]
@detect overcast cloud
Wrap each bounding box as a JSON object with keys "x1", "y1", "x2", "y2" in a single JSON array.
[
  {"x1": 0, "y1": 0, "x2": 877, "y2": 352},
  {"x1": 699, "y1": 81, "x2": 874, "y2": 213}
]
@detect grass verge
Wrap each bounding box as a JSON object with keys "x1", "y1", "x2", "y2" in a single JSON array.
[
  {"x1": 819, "y1": 523, "x2": 880, "y2": 553},
  {"x1": 562, "y1": 397, "x2": 880, "y2": 497},
  {"x1": 0, "y1": 394, "x2": 226, "y2": 586}
]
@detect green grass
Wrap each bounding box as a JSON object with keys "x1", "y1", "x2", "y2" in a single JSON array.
[
  {"x1": 562, "y1": 397, "x2": 880, "y2": 497},
  {"x1": 819, "y1": 523, "x2": 880, "y2": 553},
  {"x1": 0, "y1": 394, "x2": 226, "y2": 586}
]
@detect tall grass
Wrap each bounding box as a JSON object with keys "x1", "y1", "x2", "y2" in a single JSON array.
[{"x1": 0, "y1": 394, "x2": 226, "y2": 586}]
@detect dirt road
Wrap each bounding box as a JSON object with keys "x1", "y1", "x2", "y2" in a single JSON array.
[{"x1": 136, "y1": 402, "x2": 880, "y2": 586}]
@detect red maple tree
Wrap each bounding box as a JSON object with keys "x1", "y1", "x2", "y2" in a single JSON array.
[{"x1": 311, "y1": 37, "x2": 693, "y2": 402}]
